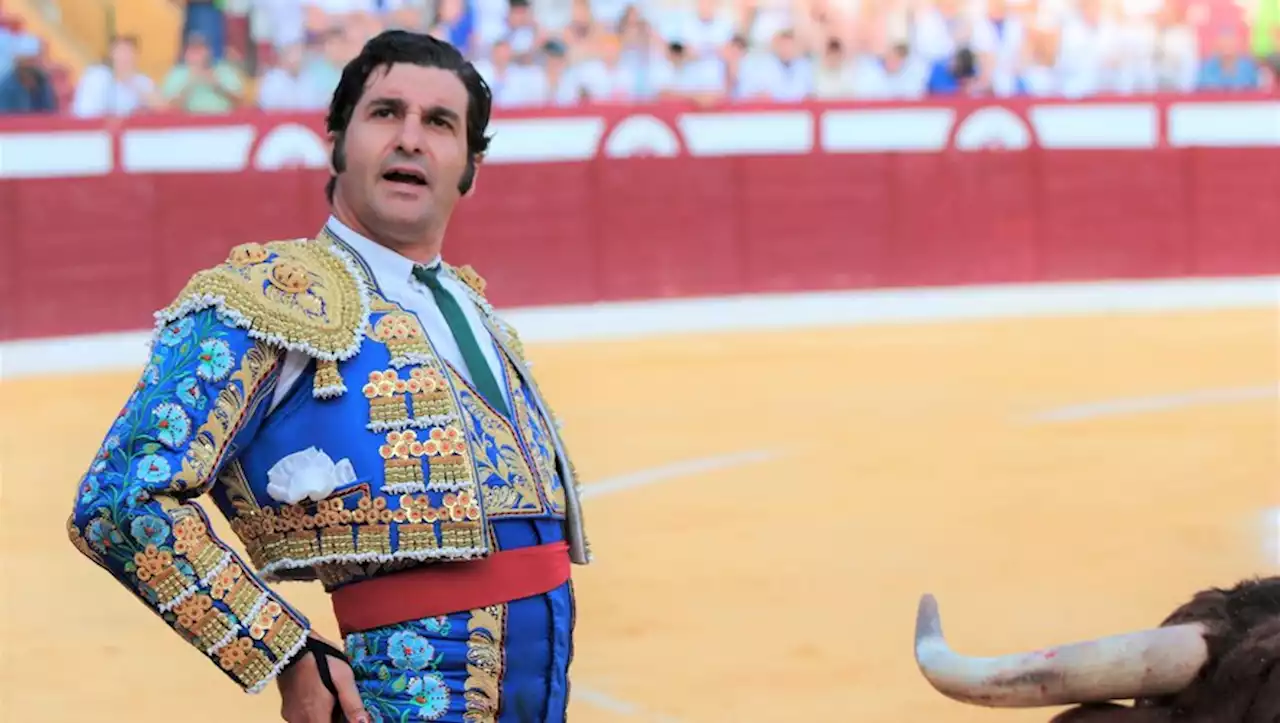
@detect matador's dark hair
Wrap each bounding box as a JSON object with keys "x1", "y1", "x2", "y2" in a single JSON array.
[{"x1": 324, "y1": 30, "x2": 493, "y2": 202}]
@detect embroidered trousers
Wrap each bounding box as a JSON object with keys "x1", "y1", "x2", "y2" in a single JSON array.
[{"x1": 345, "y1": 580, "x2": 575, "y2": 722}]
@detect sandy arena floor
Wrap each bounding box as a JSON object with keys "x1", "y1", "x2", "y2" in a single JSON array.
[{"x1": 1, "y1": 308, "x2": 1276, "y2": 722}]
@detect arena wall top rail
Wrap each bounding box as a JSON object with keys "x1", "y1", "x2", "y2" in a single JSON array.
[
  {"x1": 0, "y1": 95, "x2": 1277, "y2": 341},
  {"x1": 0, "y1": 93, "x2": 1277, "y2": 177}
]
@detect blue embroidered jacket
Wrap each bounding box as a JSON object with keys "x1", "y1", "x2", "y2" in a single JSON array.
[{"x1": 66, "y1": 233, "x2": 591, "y2": 694}]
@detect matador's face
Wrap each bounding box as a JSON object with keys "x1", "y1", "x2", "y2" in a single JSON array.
[{"x1": 334, "y1": 62, "x2": 471, "y2": 243}]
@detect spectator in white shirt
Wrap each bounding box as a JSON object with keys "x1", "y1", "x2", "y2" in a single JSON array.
[
  {"x1": 473, "y1": 37, "x2": 552, "y2": 107},
  {"x1": 1016, "y1": 27, "x2": 1060, "y2": 95},
  {"x1": 650, "y1": 40, "x2": 728, "y2": 103},
  {"x1": 562, "y1": 32, "x2": 641, "y2": 102},
  {"x1": 911, "y1": 0, "x2": 970, "y2": 64},
  {"x1": 719, "y1": 33, "x2": 750, "y2": 99},
  {"x1": 665, "y1": 0, "x2": 737, "y2": 59},
  {"x1": 1055, "y1": 0, "x2": 1124, "y2": 97},
  {"x1": 498, "y1": 0, "x2": 545, "y2": 57},
  {"x1": 256, "y1": 0, "x2": 307, "y2": 50},
  {"x1": 971, "y1": 0, "x2": 1028, "y2": 96},
  {"x1": 850, "y1": 41, "x2": 928, "y2": 99},
  {"x1": 744, "y1": 0, "x2": 796, "y2": 48},
  {"x1": 738, "y1": 28, "x2": 813, "y2": 101},
  {"x1": 542, "y1": 39, "x2": 584, "y2": 105},
  {"x1": 71, "y1": 35, "x2": 158, "y2": 118},
  {"x1": 1149, "y1": 0, "x2": 1199, "y2": 92},
  {"x1": 257, "y1": 42, "x2": 331, "y2": 111},
  {"x1": 812, "y1": 36, "x2": 859, "y2": 98},
  {"x1": 615, "y1": 4, "x2": 663, "y2": 97}
]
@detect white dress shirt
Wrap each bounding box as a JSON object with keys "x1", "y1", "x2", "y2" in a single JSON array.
[{"x1": 269, "y1": 216, "x2": 511, "y2": 413}]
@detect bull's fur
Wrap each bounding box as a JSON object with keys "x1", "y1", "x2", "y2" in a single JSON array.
[{"x1": 1050, "y1": 576, "x2": 1280, "y2": 723}]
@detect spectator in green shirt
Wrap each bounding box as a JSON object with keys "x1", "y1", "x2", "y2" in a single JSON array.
[{"x1": 161, "y1": 32, "x2": 244, "y2": 113}]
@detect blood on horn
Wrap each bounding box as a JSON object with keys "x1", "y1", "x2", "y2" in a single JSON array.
[{"x1": 913, "y1": 593, "x2": 1209, "y2": 706}]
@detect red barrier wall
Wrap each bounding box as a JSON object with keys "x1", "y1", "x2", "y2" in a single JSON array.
[{"x1": 2, "y1": 96, "x2": 1278, "y2": 340}]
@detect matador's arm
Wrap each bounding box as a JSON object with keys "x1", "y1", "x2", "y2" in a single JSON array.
[{"x1": 67, "y1": 308, "x2": 311, "y2": 693}]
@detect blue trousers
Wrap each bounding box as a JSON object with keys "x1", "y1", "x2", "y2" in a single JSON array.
[{"x1": 345, "y1": 580, "x2": 576, "y2": 722}]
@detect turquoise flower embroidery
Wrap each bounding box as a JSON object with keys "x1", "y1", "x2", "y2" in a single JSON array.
[
  {"x1": 142, "y1": 363, "x2": 161, "y2": 385},
  {"x1": 196, "y1": 339, "x2": 234, "y2": 381},
  {"x1": 422, "y1": 616, "x2": 449, "y2": 636},
  {"x1": 406, "y1": 674, "x2": 450, "y2": 720},
  {"x1": 79, "y1": 476, "x2": 101, "y2": 504},
  {"x1": 159, "y1": 317, "x2": 194, "y2": 346},
  {"x1": 152, "y1": 402, "x2": 192, "y2": 449},
  {"x1": 175, "y1": 376, "x2": 202, "y2": 406},
  {"x1": 85, "y1": 518, "x2": 125, "y2": 554},
  {"x1": 387, "y1": 631, "x2": 434, "y2": 670},
  {"x1": 347, "y1": 633, "x2": 370, "y2": 666},
  {"x1": 126, "y1": 488, "x2": 151, "y2": 508},
  {"x1": 135, "y1": 455, "x2": 171, "y2": 484},
  {"x1": 130, "y1": 515, "x2": 171, "y2": 547}
]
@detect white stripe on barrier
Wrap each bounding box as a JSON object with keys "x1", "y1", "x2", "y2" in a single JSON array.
[{"x1": 1, "y1": 276, "x2": 1277, "y2": 381}]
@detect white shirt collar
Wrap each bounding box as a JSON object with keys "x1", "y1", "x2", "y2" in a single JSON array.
[{"x1": 324, "y1": 215, "x2": 442, "y2": 284}]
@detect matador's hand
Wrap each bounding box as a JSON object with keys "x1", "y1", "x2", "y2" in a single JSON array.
[{"x1": 278, "y1": 633, "x2": 369, "y2": 723}]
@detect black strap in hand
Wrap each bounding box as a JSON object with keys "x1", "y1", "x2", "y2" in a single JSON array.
[
  {"x1": 281, "y1": 636, "x2": 352, "y2": 723},
  {"x1": 308, "y1": 637, "x2": 351, "y2": 723}
]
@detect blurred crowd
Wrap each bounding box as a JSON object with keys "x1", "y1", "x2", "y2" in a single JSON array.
[{"x1": 0, "y1": 0, "x2": 1277, "y2": 116}]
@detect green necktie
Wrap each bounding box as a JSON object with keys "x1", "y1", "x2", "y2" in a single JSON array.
[{"x1": 413, "y1": 265, "x2": 511, "y2": 418}]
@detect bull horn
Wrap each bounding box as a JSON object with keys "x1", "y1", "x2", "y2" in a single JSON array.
[{"x1": 914, "y1": 593, "x2": 1210, "y2": 707}]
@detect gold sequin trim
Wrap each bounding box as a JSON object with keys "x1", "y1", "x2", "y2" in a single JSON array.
[
  {"x1": 464, "y1": 604, "x2": 506, "y2": 722},
  {"x1": 230, "y1": 490, "x2": 486, "y2": 577}
]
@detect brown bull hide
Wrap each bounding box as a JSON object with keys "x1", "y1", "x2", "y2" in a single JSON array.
[{"x1": 1049, "y1": 578, "x2": 1280, "y2": 723}]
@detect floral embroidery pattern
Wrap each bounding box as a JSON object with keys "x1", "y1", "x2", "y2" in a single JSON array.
[
  {"x1": 407, "y1": 674, "x2": 450, "y2": 719},
  {"x1": 130, "y1": 515, "x2": 171, "y2": 547},
  {"x1": 152, "y1": 403, "x2": 192, "y2": 449},
  {"x1": 388, "y1": 631, "x2": 438, "y2": 670},
  {"x1": 347, "y1": 614, "x2": 462, "y2": 722},
  {"x1": 453, "y1": 386, "x2": 544, "y2": 518},
  {"x1": 135, "y1": 455, "x2": 172, "y2": 484},
  {"x1": 159, "y1": 317, "x2": 194, "y2": 346},
  {"x1": 67, "y1": 309, "x2": 306, "y2": 694},
  {"x1": 176, "y1": 376, "x2": 203, "y2": 407},
  {"x1": 197, "y1": 339, "x2": 234, "y2": 381}
]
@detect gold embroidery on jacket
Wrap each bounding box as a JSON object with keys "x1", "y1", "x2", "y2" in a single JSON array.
[
  {"x1": 172, "y1": 342, "x2": 280, "y2": 494},
  {"x1": 464, "y1": 604, "x2": 507, "y2": 722},
  {"x1": 374, "y1": 311, "x2": 433, "y2": 366},
  {"x1": 157, "y1": 239, "x2": 368, "y2": 362},
  {"x1": 231, "y1": 487, "x2": 486, "y2": 580}
]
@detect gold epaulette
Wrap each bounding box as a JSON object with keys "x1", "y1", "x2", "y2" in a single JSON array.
[
  {"x1": 153, "y1": 238, "x2": 371, "y2": 369},
  {"x1": 452, "y1": 264, "x2": 487, "y2": 297}
]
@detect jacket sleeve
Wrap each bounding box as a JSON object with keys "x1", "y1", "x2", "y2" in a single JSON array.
[{"x1": 67, "y1": 308, "x2": 311, "y2": 694}]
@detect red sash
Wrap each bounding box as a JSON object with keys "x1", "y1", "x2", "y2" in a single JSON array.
[{"x1": 331, "y1": 542, "x2": 571, "y2": 636}]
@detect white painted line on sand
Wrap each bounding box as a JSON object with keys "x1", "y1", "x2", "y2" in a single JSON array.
[
  {"x1": 581, "y1": 450, "x2": 779, "y2": 500},
  {"x1": 1027, "y1": 385, "x2": 1279, "y2": 423},
  {"x1": 571, "y1": 449, "x2": 778, "y2": 720}
]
